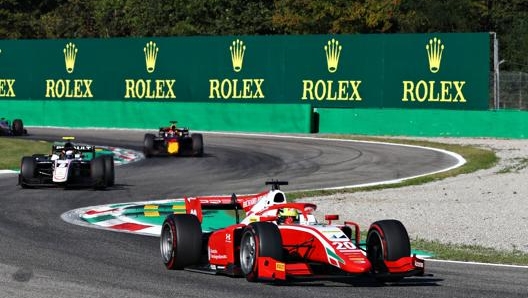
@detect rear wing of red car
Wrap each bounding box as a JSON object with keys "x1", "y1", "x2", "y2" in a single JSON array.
[{"x1": 182, "y1": 190, "x2": 271, "y2": 223}]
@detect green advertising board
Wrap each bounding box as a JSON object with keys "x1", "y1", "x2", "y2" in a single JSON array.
[{"x1": 0, "y1": 33, "x2": 489, "y2": 110}]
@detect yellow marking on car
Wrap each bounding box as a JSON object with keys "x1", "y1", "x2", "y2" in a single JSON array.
[
  {"x1": 167, "y1": 142, "x2": 179, "y2": 154},
  {"x1": 276, "y1": 262, "x2": 285, "y2": 272}
]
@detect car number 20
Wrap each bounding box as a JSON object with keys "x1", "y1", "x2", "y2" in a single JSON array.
[{"x1": 333, "y1": 241, "x2": 355, "y2": 250}]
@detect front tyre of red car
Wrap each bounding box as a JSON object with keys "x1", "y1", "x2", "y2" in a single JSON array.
[
  {"x1": 239, "y1": 222, "x2": 283, "y2": 282},
  {"x1": 366, "y1": 219, "x2": 411, "y2": 282},
  {"x1": 160, "y1": 214, "x2": 202, "y2": 270}
]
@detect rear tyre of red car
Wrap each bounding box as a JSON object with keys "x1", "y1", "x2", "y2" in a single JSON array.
[
  {"x1": 19, "y1": 156, "x2": 36, "y2": 188},
  {"x1": 143, "y1": 133, "x2": 156, "y2": 158},
  {"x1": 191, "y1": 133, "x2": 204, "y2": 157},
  {"x1": 239, "y1": 222, "x2": 283, "y2": 282},
  {"x1": 366, "y1": 219, "x2": 411, "y2": 282},
  {"x1": 160, "y1": 214, "x2": 202, "y2": 270},
  {"x1": 12, "y1": 119, "x2": 24, "y2": 136}
]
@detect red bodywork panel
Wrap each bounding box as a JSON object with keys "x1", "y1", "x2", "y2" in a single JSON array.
[
  {"x1": 278, "y1": 225, "x2": 372, "y2": 275},
  {"x1": 255, "y1": 257, "x2": 287, "y2": 280},
  {"x1": 208, "y1": 224, "x2": 244, "y2": 267}
]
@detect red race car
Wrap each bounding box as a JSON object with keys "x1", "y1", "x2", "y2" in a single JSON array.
[{"x1": 160, "y1": 181, "x2": 424, "y2": 283}]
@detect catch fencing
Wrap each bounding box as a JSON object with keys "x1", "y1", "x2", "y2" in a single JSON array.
[{"x1": 497, "y1": 71, "x2": 528, "y2": 110}]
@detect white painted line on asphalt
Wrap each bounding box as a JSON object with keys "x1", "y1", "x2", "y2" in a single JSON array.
[
  {"x1": 427, "y1": 258, "x2": 528, "y2": 269},
  {"x1": 0, "y1": 170, "x2": 17, "y2": 174}
]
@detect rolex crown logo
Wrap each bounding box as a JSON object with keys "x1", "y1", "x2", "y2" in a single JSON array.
[
  {"x1": 144, "y1": 41, "x2": 159, "y2": 73},
  {"x1": 229, "y1": 39, "x2": 246, "y2": 72},
  {"x1": 63, "y1": 42, "x2": 78, "y2": 74},
  {"x1": 324, "y1": 38, "x2": 342, "y2": 73},
  {"x1": 426, "y1": 37, "x2": 444, "y2": 73}
]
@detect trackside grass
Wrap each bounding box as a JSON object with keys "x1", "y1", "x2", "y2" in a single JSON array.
[
  {"x1": 0, "y1": 137, "x2": 50, "y2": 170},
  {"x1": 412, "y1": 238, "x2": 528, "y2": 265}
]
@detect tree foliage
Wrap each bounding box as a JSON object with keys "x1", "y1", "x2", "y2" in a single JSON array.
[{"x1": 0, "y1": 0, "x2": 526, "y2": 70}]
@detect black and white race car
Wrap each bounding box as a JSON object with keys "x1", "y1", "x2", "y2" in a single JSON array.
[
  {"x1": 0, "y1": 117, "x2": 26, "y2": 136},
  {"x1": 18, "y1": 137, "x2": 114, "y2": 189}
]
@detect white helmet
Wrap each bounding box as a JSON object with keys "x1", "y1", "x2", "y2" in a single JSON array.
[{"x1": 65, "y1": 150, "x2": 74, "y2": 159}]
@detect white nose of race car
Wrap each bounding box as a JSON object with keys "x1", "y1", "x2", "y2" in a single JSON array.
[{"x1": 53, "y1": 160, "x2": 69, "y2": 182}]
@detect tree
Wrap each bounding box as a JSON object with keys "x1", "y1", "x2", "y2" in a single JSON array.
[
  {"x1": 0, "y1": 0, "x2": 65, "y2": 38},
  {"x1": 488, "y1": 0, "x2": 528, "y2": 71},
  {"x1": 271, "y1": 0, "x2": 402, "y2": 34},
  {"x1": 394, "y1": 0, "x2": 489, "y2": 33}
]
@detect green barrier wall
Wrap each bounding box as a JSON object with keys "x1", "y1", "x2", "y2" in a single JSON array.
[
  {"x1": 318, "y1": 108, "x2": 528, "y2": 138},
  {"x1": 0, "y1": 33, "x2": 489, "y2": 109},
  {"x1": 1, "y1": 100, "x2": 313, "y2": 133}
]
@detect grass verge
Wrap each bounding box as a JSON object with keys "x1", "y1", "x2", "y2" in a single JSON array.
[
  {"x1": 412, "y1": 238, "x2": 528, "y2": 265},
  {"x1": 0, "y1": 137, "x2": 50, "y2": 170}
]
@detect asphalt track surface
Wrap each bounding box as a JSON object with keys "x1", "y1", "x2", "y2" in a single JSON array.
[{"x1": 1, "y1": 128, "x2": 527, "y2": 298}]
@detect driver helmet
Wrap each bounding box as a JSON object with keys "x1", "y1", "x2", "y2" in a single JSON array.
[
  {"x1": 277, "y1": 208, "x2": 299, "y2": 224},
  {"x1": 64, "y1": 142, "x2": 74, "y2": 150},
  {"x1": 65, "y1": 150, "x2": 74, "y2": 159}
]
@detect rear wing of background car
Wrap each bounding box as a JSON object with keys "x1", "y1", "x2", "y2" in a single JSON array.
[{"x1": 53, "y1": 144, "x2": 95, "y2": 152}]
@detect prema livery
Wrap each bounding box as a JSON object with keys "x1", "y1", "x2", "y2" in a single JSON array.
[{"x1": 160, "y1": 181, "x2": 424, "y2": 283}]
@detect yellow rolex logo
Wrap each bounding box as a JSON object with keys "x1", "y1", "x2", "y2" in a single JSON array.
[
  {"x1": 324, "y1": 38, "x2": 342, "y2": 73},
  {"x1": 229, "y1": 39, "x2": 246, "y2": 72},
  {"x1": 144, "y1": 41, "x2": 159, "y2": 73},
  {"x1": 63, "y1": 42, "x2": 78, "y2": 74},
  {"x1": 426, "y1": 37, "x2": 444, "y2": 73}
]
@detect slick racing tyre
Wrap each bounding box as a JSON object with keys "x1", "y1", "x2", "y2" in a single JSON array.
[
  {"x1": 239, "y1": 222, "x2": 283, "y2": 282},
  {"x1": 191, "y1": 133, "x2": 204, "y2": 157},
  {"x1": 143, "y1": 133, "x2": 156, "y2": 158},
  {"x1": 90, "y1": 156, "x2": 107, "y2": 190},
  {"x1": 12, "y1": 119, "x2": 24, "y2": 136},
  {"x1": 103, "y1": 155, "x2": 115, "y2": 187},
  {"x1": 366, "y1": 219, "x2": 411, "y2": 282},
  {"x1": 160, "y1": 214, "x2": 202, "y2": 270},
  {"x1": 19, "y1": 156, "x2": 36, "y2": 188}
]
